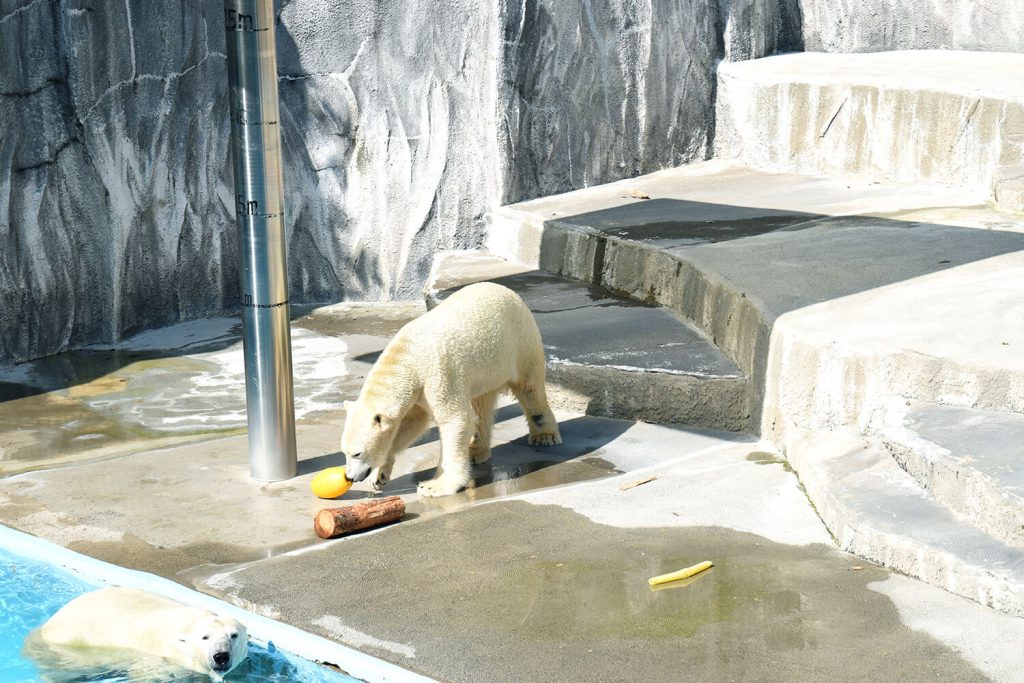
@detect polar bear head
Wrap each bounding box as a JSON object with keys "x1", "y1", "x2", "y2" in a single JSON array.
[
  {"x1": 341, "y1": 398, "x2": 399, "y2": 487},
  {"x1": 178, "y1": 614, "x2": 248, "y2": 680}
]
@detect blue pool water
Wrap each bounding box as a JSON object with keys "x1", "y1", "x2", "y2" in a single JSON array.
[{"x1": 0, "y1": 547, "x2": 360, "y2": 682}]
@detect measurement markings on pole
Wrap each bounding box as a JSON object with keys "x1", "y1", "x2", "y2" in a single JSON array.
[
  {"x1": 224, "y1": 8, "x2": 269, "y2": 32},
  {"x1": 235, "y1": 195, "x2": 282, "y2": 219},
  {"x1": 236, "y1": 195, "x2": 258, "y2": 216},
  {"x1": 234, "y1": 110, "x2": 278, "y2": 127},
  {"x1": 241, "y1": 294, "x2": 289, "y2": 309}
]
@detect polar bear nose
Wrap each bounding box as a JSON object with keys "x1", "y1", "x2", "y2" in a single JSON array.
[
  {"x1": 213, "y1": 651, "x2": 230, "y2": 667},
  {"x1": 345, "y1": 456, "x2": 370, "y2": 482}
]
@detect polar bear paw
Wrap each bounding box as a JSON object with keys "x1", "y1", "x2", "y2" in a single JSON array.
[
  {"x1": 469, "y1": 439, "x2": 492, "y2": 464},
  {"x1": 529, "y1": 432, "x2": 561, "y2": 446},
  {"x1": 417, "y1": 477, "x2": 464, "y2": 498},
  {"x1": 369, "y1": 462, "x2": 394, "y2": 491}
]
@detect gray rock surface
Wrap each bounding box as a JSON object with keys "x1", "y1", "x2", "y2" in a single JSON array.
[
  {"x1": 718, "y1": 0, "x2": 803, "y2": 62},
  {"x1": 497, "y1": 0, "x2": 719, "y2": 204},
  {"x1": 799, "y1": 0, "x2": 1024, "y2": 53},
  {"x1": 1, "y1": 0, "x2": 237, "y2": 365},
  {"x1": 3, "y1": 0, "x2": 791, "y2": 365}
]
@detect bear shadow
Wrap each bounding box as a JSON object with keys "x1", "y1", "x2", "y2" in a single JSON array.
[{"x1": 373, "y1": 410, "x2": 639, "y2": 499}]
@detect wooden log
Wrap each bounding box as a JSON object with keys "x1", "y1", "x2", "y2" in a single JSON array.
[{"x1": 314, "y1": 496, "x2": 405, "y2": 539}]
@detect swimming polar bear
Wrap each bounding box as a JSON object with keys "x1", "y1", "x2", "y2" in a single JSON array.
[
  {"x1": 342, "y1": 281, "x2": 562, "y2": 497},
  {"x1": 25, "y1": 587, "x2": 248, "y2": 681}
]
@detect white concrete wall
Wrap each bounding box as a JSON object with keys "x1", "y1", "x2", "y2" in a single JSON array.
[{"x1": 716, "y1": 51, "x2": 1024, "y2": 199}]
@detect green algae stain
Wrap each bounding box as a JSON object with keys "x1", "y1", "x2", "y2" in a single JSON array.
[
  {"x1": 746, "y1": 451, "x2": 793, "y2": 472},
  {"x1": 494, "y1": 556, "x2": 775, "y2": 642}
]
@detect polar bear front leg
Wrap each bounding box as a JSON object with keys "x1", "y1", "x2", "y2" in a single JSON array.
[
  {"x1": 418, "y1": 411, "x2": 473, "y2": 497},
  {"x1": 372, "y1": 405, "x2": 430, "y2": 490}
]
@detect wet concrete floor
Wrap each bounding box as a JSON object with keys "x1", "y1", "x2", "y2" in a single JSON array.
[
  {"x1": 0, "y1": 305, "x2": 421, "y2": 476},
  {"x1": 0, "y1": 303, "x2": 1016, "y2": 681},
  {"x1": 215, "y1": 501, "x2": 986, "y2": 682},
  {"x1": 0, "y1": 406, "x2": 734, "y2": 588}
]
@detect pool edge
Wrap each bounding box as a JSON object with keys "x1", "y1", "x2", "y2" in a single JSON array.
[{"x1": 0, "y1": 524, "x2": 435, "y2": 683}]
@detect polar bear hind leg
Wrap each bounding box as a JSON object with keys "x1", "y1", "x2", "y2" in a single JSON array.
[
  {"x1": 510, "y1": 373, "x2": 561, "y2": 447},
  {"x1": 469, "y1": 390, "x2": 499, "y2": 464}
]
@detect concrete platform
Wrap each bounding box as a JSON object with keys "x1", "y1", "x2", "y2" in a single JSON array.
[
  {"x1": 2, "y1": 306, "x2": 1022, "y2": 681},
  {"x1": 715, "y1": 50, "x2": 1024, "y2": 205},
  {"x1": 487, "y1": 160, "x2": 1024, "y2": 616},
  {"x1": 489, "y1": 161, "x2": 1024, "y2": 422},
  {"x1": 186, "y1": 442, "x2": 1013, "y2": 681},
  {"x1": 425, "y1": 250, "x2": 749, "y2": 429}
]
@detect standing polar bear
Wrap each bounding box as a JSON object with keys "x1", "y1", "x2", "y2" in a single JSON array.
[
  {"x1": 342, "y1": 282, "x2": 561, "y2": 497},
  {"x1": 25, "y1": 587, "x2": 248, "y2": 681}
]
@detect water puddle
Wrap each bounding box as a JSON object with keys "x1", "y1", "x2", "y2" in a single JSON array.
[
  {"x1": 0, "y1": 315, "x2": 383, "y2": 474},
  {"x1": 245, "y1": 501, "x2": 987, "y2": 681}
]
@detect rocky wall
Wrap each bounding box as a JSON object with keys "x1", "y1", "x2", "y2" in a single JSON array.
[
  {"x1": 1, "y1": 0, "x2": 791, "y2": 364},
  {"x1": 718, "y1": 0, "x2": 803, "y2": 62},
  {"x1": 498, "y1": 0, "x2": 718, "y2": 204}
]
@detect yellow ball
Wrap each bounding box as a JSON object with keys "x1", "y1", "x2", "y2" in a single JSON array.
[{"x1": 311, "y1": 466, "x2": 353, "y2": 499}]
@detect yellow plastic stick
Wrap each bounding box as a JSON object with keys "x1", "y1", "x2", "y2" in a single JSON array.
[{"x1": 648, "y1": 560, "x2": 714, "y2": 587}]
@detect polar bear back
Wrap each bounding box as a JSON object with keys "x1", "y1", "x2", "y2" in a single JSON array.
[
  {"x1": 403, "y1": 282, "x2": 543, "y2": 391},
  {"x1": 39, "y1": 587, "x2": 221, "y2": 659}
]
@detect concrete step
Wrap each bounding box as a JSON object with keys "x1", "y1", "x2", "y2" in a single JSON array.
[
  {"x1": 489, "y1": 161, "x2": 1024, "y2": 427},
  {"x1": 786, "y1": 427, "x2": 1024, "y2": 616},
  {"x1": 424, "y1": 250, "x2": 750, "y2": 430},
  {"x1": 715, "y1": 50, "x2": 1024, "y2": 210},
  {"x1": 881, "y1": 400, "x2": 1024, "y2": 548},
  {"x1": 487, "y1": 160, "x2": 1024, "y2": 611}
]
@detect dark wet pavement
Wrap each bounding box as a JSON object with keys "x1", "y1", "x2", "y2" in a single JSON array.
[
  {"x1": 217, "y1": 502, "x2": 987, "y2": 682},
  {"x1": 555, "y1": 197, "x2": 817, "y2": 248},
  {"x1": 492, "y1": 272, "x2": 742, "y2": 378}
]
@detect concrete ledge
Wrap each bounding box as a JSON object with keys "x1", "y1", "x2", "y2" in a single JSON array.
[
  {"x1": 881, "y1": 401, "x2": 1024, "y2": 548},
  {"x1": 760, "y1": 250, "x2": 1024, "y2": 438},
  {"x1": 546, "y1": 224, "x2": 772, "y2": 426},
  {"x1": 715, "y1": 51, "x2": 1024, "y2": 199},
  {"x1": 545, "y1": 362, "x2": 748, "y2": 429},
  {"x1": 426, "y1": 250, "x2": 750, "y2": 430},
  {"x1": 781, "y1": 428, "x2": 1024, "y2": 616},
  {"x1": 489, "y1": 163, "x2": 1024, "y2": 431},
  {"x1": 488, "y1": 205, "x2": 774, "y2": 428}
]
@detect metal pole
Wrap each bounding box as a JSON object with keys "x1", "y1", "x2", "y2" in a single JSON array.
[{"x1": 223, "y1": 0, "x2": 297, "y2": 481}]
